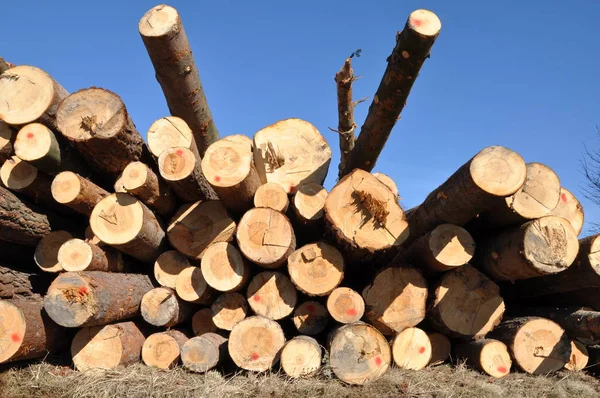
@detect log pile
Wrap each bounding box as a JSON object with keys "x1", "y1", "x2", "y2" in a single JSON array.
[{"x1": 1, "y1": 4, "x2": 598, "y2": 385}]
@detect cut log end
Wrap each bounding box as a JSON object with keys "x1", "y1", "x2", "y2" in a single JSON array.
[
  {"x1": 0, "y1": 300, "x2": 27, "y2": 363},
  {"x1": 138, "y1": 4, "x2": 179, "y2": 38},
  {"x1": 192, "y1": 308, "x2": 218, "y2": 336},
  {"x1": 147, "y1": 116, "x2": 195, "y2": 159},
  {"x1": 154, "y1": 250, "x2": 192, "y2": 289},
  {"x1": 372, "y1": 172, "x2": 398, "y2": 199},
  {"x1": 202, "y1": 135, "x2": 255, "y2": 188},
  {"x1": 201, "y1": 242, "x2": 248, "y2": 292},
  {"x1": 90, "y1": 193, "x2": 144, "y2": 245},
  {"x1": 428, "y1": 333, "x2": 451, "y2": 366},
  {"x1": 293, "y1": 183, "x2": 327, "y2": 224},
  {"x1": 175, "y1": 266, "x2": 212, "y2": 304},
  {"x1": 159, "y1": 147, "x2": 197, "y2": 182},
  {"x1": 391, "y1": 327, "x2": 432, "y2": 370},
  {"x1": 181, "y1": 333, "x2": 228, "y2": 373},
  {"x1": 34, "y1": 230, "x2": 73, "y2": 273},
  {"x1": 58, "y1": 238, "x2": 122, "y2": 272},
  {"x1": 408, "y1": 9, "x2": 442, "y2": 37},
  {"x1": 469, "y1": 146, "x2": 527, "y2": 196},
  {"x1": 211, "y1": 292, "x2": 248, "y2": 331},
  {"x1": 1, "y1": 155, "x2": 38, "y2": 191},
  {"x1": 565, "y1": 340, "x2": 588, "y2": 371},
  {"x1": 455, "y1": 339, "x2": 512, "y2": 378},
  {"x1": 550, "y1": 188, "x2": 584, "y2": 236},
  {"x1": 51, "y1": 171, "x2": 82, "y2": 203},
  {"x1": 280, "y1": 336, "x2": 322, "y2": 378},
  {"x1": 507, "y1": 162, "x2": 561, "y2": 219},
  {"x1": 428, "y1": 224, "x2": 475, "y2": 267},
  {"x1": 121, "y1": 161, "x2": 151, "y2": 191},
  {"x1": 254, "y1": 182, "x2": 289, "y2": 213},
  {"x1": 228, "y1": 315, "x2": 286, "y2": 372},
  {"x1": 247, "y1": 272, "x2": 297, "y2": 320},
  {"x1": 292, "y1": 301, "x2": 329, "y2": 336},
  {"x1": 14, "y1": 123, "x2": 55, "y2": 164},
  {"x1": 288, "y1": 242, "x2": 344, "y2": 296},
  {"x1": 141, "y1": 287, "x2": 189, "y2": 327},
  {"x1": 142, "y1": 331, "x2": 189, "y2": 370},
  {"x1": 327, "y1": 287, "x2": 365, "y2": 324}
]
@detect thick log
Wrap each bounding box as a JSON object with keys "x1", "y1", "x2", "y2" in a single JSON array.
[
  {"x1": 254, "y1": 182, "x2": 289, "y2": 212},
  {"x1": 192, "y1": 308, "x2": 217, "y2": 336},
  {"x1": 201, "y1": 242, "x2": 249, "y2": 292},
  {"x1": 142, "y1": 330, "x2": 189, "y2": 370},
  {"x1": 181, "y1": 333, "x2": 228, "y2": 373},
  {"x1": 119, "y1": 161, "x2": 178, "y2": 217},
  {"x1": 373, "y1": 172, "x2": 399, "y2": 199},
  {"x1": 549, "y1": 188, "x2": 584, "y2": 236},
  {"x1": 44, "y1": 271, "x2": 153, "y2": 327},
  {"x1": 71, "y1": 321, "x2": 145, "y2": 371},
  {"x1": 475, "y1": 216, "x2": 579, "y2": 281},
  {"x1": 175, "y1": 266, "x2": 213, "y2": 304},
  {"x1": 56, "y1": 87, "x2": 151, "y2": 178},
  {"x1": 428, "y1": 332, "x2": 451, "y2": 366},
  {"x1": 202, "y1": 135, "x2": 261, "y2": 213},
  {"x1": 211, "y1": 292, "x2": 248, "y2": 331},
  {"x1": 0, "y1": 121, "x2": 15, "y2": 163},
  {"x1": 280, "y1": 336, "x2": 322, "y2": 378},
  {"x1": 428, "y1": 265, "x2": 504, "y2": 340},
  {"x1": 487, "y1": 317, "x2": 571, "y2": 375},
  {"x1": 146, "y1": 116, "x2": 199, "y2": 159},
  {"x1": 565, "y1": 340, "x2": 588, "y2": 371},
  {"x1": 236, "y1": 208, "x2": 295, "y2": 269},
  {"x1": 334, "y1": 57, "x2": 356, "y2": 178},
  {"x1": 292, "y1": 301, "x2": 329, "y2": 336},
  {"x1": 141, "y1": 287, "x2": 195, "y2": 327},
  {"x1": 228, "y1": 315, "x2": 286, "y2": 372},
  {"x1": 0, "y1": 65, "x2": 68, "y2": 128},
  {"x1": 139, "y1": 5, "x2": 219, "y2": 155},
  {"x1": 154, "y1": 250, "x2": 194, "y2": 289},
  {"x1": 90, "y1": 193, "x2": 167, "y2": 263},
  {"x1": 391, "y1": 327, "x2": 432, "y2": 370},
  {"x1": 158, "y1": 146, "x2": 217, "y2": 201},
  {"x1": 288, "y1": 242, "x2": 344, "y2": 296},
  {"x1": 519, "y1": 307, "x2": 600, "y2": 345},
  {"x1": 454, "y1": 339, "x2": 512, "y2": 378},
  {"x1": 34, "y1": 230, "x2": 73, "y2": 273},
  {"x1": 395, "y1": 224, "x2": 475, "y2": 273},
  {"x1": 328, "y1": 322, "x2": 391, "y2": 385},
  {"x1": 52, "y1": 171, "x2": 109, "y2": 216},
  {"x1": 253, "y1": 118, "x2": 332, "y2": 193},
  {"x1": 340, "y1": 10, "x2": 441, "y2": 176},
  {"x1": 0, "y1": 298, "x2": 66, "y2": 364},
  {"x1": 0, "y1": 264, "x2": 51, "y2": 299},
  {"x1": 58, "y1": 238, "x2": 123, "y2": 272},
  {"x1": 247, "y1": 271, "x2": 297, "y2": 320},
  {"x1": 327, "y1": 287, "x2": 365, "y2": 324},
  {"x1": 325, "y1": 169, "x2": 409, "y2": 262},
  {"x1": 362, "y1": 266, "x2": 427, "y2": 335}
]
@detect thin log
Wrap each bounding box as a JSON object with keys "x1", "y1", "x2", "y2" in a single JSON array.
[
  {"x1": 154, "y1": 250, "x2": 194, "y2": 289},
  {"x1": 326, "y1": 287, "x2": 365, "y2": 324},
  {"x1": 254, "y1": 182, "x2": 289, "y2": 213},
  {"x1": 119, "y1": 161, "x2": 178, "y2": 217},
  {"x1": 51, "y1": 171, "x2": 109, "y2": 217},
  {"x1": 292, "y1": 301, "x2": 329, "y2": 336},
  {"x1": 158, "y1": 146, "x2": 217, "y2": 201},
  {"x1": 211, "y1": 292, "x2": 248, "y2": 331},
  {"x1": 201, "y1": 242, "x2": 250, "y2": 292},
  {"x1": 34, "y1": 230, "x2": 73, "y2": 273},
  {"x1": 175, "y1": 266, "x2": 214, "y2": 304},
  {"x1": 246, "y1": 271, "x2": 297, "y2": 320},
  {"x1": 454, "y1": 339, "x2": 512, "y2": 378},
  {"x1": 288, "y1": 242, "x2": 344, "y2": 296},
  {"x1": 58, "y1": 238, "x2": 123, "y2": 272},
  {"x1": 391, "y1": 327, "x2": 432, "y2": 370},
  {"x1": 334, "y1": 57, "x2": 356, "y2": 178},
  {"x1": 146, "y1": 116, "x2": 199, "y2": 159},
  {"x1": 290, "y1": 183, "x2": 328, "y2": 243}
]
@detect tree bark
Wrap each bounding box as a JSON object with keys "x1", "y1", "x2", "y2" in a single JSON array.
[
  {"x1": 201, "y1": 242, "x2": 249, "y2": 292},
  {"x1": 228, "y1": 315, "x2": 286, "y2": 372},
  {"x1": 211, "y1": 292, "x2": 248, "y2": 331},
  {"x1": 51, "y1": 172, "x2": 109, "y2": 217},
  {"x1": 158, "y1": 146, "x2": 217, "y2": 201},
  {"x1": 34, "y1": 230, "x2": 73, "y2": 273},
  {"x1": 254, "y1": 182, "x2": 289, "y2": 213},
  {"x1": 280, "y1": 336, "x2": 322, "y2": 378},
  {"x1": 181, "y1": 333, "x2": 228, "y2": 373},
  {"x1": 0, "y1": 264, "x2": 51, "y2": 299},
  {"x1": 0, "y1": 56, "x2": 14, "y2": 73},
  {"x1": 58, "y1": 238, "x2": 123, "y2": 272},
  {"x1": 326, "y1": 287, "x2": 365, "y2": 324},
  {"x1": 391, "y1": 327, "x2": 432, "y2": 370},
  {"x1": 0, "y1": 121, "x2": 15, "y2": 163},
  {"x1": 292, "y1": 301, "x2": 329, "y2": 336},
  {"x1": 334, "y1": 57, "x2": 356, "y2": 178},
  {"x1": 246, "y1": 271, "x2": 297, "y2": 321},
  {"x1": 141, "y1": 287, "x2": 195, "y2": 328},
  {"x1": 453, "y1": 339, "x2": 512, "y2": 378},
  {"x1": 288, "y1": 242, "x2": 344, "y2": 296},
  {"x1": 142, "y1": 330, "x2": 189, "y2": 370}
]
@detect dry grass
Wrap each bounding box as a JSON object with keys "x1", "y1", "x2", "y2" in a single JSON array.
[{"x1": 1, "y1": 360, "x2": 600, "y2": 398}]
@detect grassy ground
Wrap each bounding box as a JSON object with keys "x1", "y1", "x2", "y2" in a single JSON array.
[{"x1": 1, "y1": 361, "x2": 600, "y2": 398}]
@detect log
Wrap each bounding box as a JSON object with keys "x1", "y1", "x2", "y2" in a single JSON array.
[
  {"x1": 228, "y1": 315, "x2": 286, "y2": 372},
  {"x1": 253, "y1": 118, "x2": 332, "y2": 193},
  {"x1": 71, "y1": 321, "x2": 145, "y2": 371},
  {"x1": 0, "y1": 121, "x2": 15, "y2": 163},
  {"x1": 428, "y1": 332, "x2": 451, "y2": 366},
  {"x1": 395, "y1": 224, "x2": 474, "y2": 273},
  {"x1": 167, "y1": 200, "x2": 236, "y2": 260},
  {"x1": 14, "y1": 123, "x2": 91, "y2": 176},
  {"x1": 362, "y1": 266, "x2": 427, "y2": 335},
  {"x1": 154, "y1": 250, "x2": 194, "y2": 289},
  {"x1": 565, "y1": 340, "x2": 588, "y2": 371},
  {"x1": 90, "y1": 193, "x2": 167, "y2": 263},
  {"x1": 403, "y1": 146, "x2": 526, "y2": 243},
  {"x1": 247, "y1": 271, "x2": 297, "y2": 320},
  {"x1": 141, "y1": 287, "x2": 194, "y2": 327},
  {"x1": 181, "y1": 333, "x2": 228, "y2": 373},
  {"x1": 51, "y1": 171, "x2": 109, "y2": 216},
  {"x1": 56, "y1": 87, "x2": 151, "y2": 178},
  {"x1": 487, "y1": 317, "x2": 571, "y2": 375},
  {"x1": 518, "y1": 307, "x2": 600, "y2": 345},
  {"x1": 391, "y1": 327, "x2": 432, "y2": 370},
  {"x1": 373, "y1": 172, "x2": 399, "y2": 199},
  {"x1": 280, "y1": 336, "x2": 322, "y2": 378},
  {"x1": 0, "y1": 263, "x2": 51, "y2": 299},
  {"x1": 328, "y1": 322, "x2": 391, "y2": 385},
  {"x1": 202, "y1": 135, "x2": 262, "y2": 213},
  {"x1": 292, "y1": 301, "x2": 329, "y2": 336},
  {"x1": 44, "y1": 271, "x2": 153, "y2": 327},
  {"x1": 324, "y1": 169, "x2": 409, "y2": 262},
  {"x1": 0, "y1": 298, "x2": 66, "y2": 364},
  {"x1": 158, "y1": 146, "x2": 217, "y2": 201},
  {"x1": 236, "y1": 208, "x2": 296, "y2": 269},
  {"x1": 34, "y1": 230, "x2": 73, "y2": 273},
  {"x1": 146, "y1": 116, "x2": 199, "y2": 159},
  {"x1": 119, "y1": 161, "x2": 178, "y2": 217},
  {"x1": 428, "y1": 265, "x2": 505, "y2": 340},
  {"x1": 334, "y1": 57, "x2": 356, "y2": 179},
  {"x1": 201, "y1": 242, "x2": 249, "y2": 292},
  {"x1": 0, "y1": 65, "x2": 68, "y2": 128},
  {"x1": 58, "y1": 238, "x2": 123, "y2": 272},
  {"x1": 291, "y1": 183, "x2": 328, "y2": 241},
  {"x1": 210, "y1": 292, "x2": 248, "y2": 331},
  {"x1": 139, "y1": 4, "x2": 219, "y2": 155},
  {"x1": 175, "y1": 266, "x2": 213, "y2": 304},
  {"x1": 454, "y1": 339, "x2": 512, "y2": 378},
  {"x1": 254, "y1": 182, "x2": 289, "y2": 213},
  {"x1": 475, "y1": 216, "x2": 579, "y2": 281},
  {"x1": 192, "y1": 308, "x2": 218, "y2": 336},
  {"x1": 288, "y1": 242, "x2": 344, "y2": 296},
  {"x1": 327, "y1": 287, "x2": 364, "y2": 324},
  {"x1": 142, "y1": 330, "x2": 189, "y2": 370},
  {"x1": 549, "y1": 188, "x2": 584, "y2": 236},
  {"x1": 340, "y1": 10, "x2": 441, "y2": 176}
]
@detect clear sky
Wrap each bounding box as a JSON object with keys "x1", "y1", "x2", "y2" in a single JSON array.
[{"x1": 3, "y1": 1, "x2": 599, "y2": 234}]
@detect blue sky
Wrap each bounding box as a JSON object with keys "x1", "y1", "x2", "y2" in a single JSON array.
[{"x1": 3, "y1": 1, "x2": 599, "y2": 234}]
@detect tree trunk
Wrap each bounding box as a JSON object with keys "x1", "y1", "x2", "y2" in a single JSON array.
[
  {"x1": 58, "y1": 238, "x2": 123, "y2": 272},
  {"x1": 428, "y1": 265, "x2": 505, "y2": 340},
  {"x1": 565, "y1": 340, "x2": 588, "y2": 371},
  {"x1": 202, "y1": 135, "x2": 262, "y2": 214},
  {"x1": 56, "y1": 87, "x2": 152, "y2": 178},
  {"x1": 175, "y1": 266, "x2": 214, "y2": 304},
  {"x1": 192, "y1": 308, "x2": 218, "y2": 336},
  {"x1": 362, "y1": 266, "x2": 427, "y2": 335},
  {"x1": 254, "y1": 182, "x2": 289, "y2": 213},
  {"x1": 474, "y1": 216, "x2": 579, "y2": 281},
  {"x1": 253, "y1": 118, "x2": 331, "y2": 194},
  {"x1": 139, "y1": 4, "x2": 219, "y2": 155},
  {"x1": 327, "y1": 287, "x2": 365, "y2": 324},
  {"x1": 519, "y1": 307, "x2": 600, "y2": 345},
  {"x1": 340, "y1": 10, "x2": 441, "y2": 176},
  {"x1": 288, "y1": 242, "x2": 344, "y2": 296},
  {"x1": 280, "y1": 336, "x2": 322, "y2": 378},
  {"x1": 236, "y1": 208, "x2": 296, "y2": 269},
  {"x1": 246, "y1": 271, "x2": 297, "y2": 321},
  {"x1": 154, "y1": 250, "x2": 194, "y2": 289},
  {"x1": 158, "y1": 146, "x2": 217, "y2": 201},
  {"x1": 119, "y1": 161, "x2": 178, "y2": 217},
  {"x1": 44, "y1": 271, "x2": 153, "y2": 327},
  {"x1": 0, "y1": 65, "x2": 68, "y2": 129},
  {"x1": 228, "y1": 315, "x2": 286, "y2": 372},
  {"x1": 167, "y1": 200, "x2": 236, "y2": 260},
  {"x1": 141, "y1": 287, "x2": 195, "y2": 328},
  {"x1": 487, "y1": 317, "x2": 571, "y2": 375},
  {"x1": 324, "y1": 169, "x2": 409, "y2": 263},
  {"x1": 201, "y1": 242, "x2": 249, "y2": 292},
  {"x1": 395, "y1": 223, "x2": 475, "y2": 273},
  {"x1": 90, "y1": 193, "x2": 167, "y2": 263},
  {"x1": 0, "y1": 121, "x2": 15, "y2": 163},
  {"x1": 0, "y1": 264, "x2": 51, "y2": 299},
  {"x1": 391, "y1": 327, "x2": 432, "y2": 370},
  {"x1": 210, "y1": 292, "x2": 248, "y2": 331},
  {"x1": 142, "y1": 330, "x2": 189, "y2": 370},
  {"x1": 328, "y1": 322, "x2": 391, "y2": 385},
  {"x1": 292, "y1": 301, "x2": 329, "y2": 336},
  {"x1": 0, "y1": 298, "x2": 67, "y2": 364},
  {"x1": 34, "y1": 230, "x2": 73, "y2": 273},
  {"x1": 71, "y1": 321, "x2": 145, "y2": 371},
  {"x1": 453, "y1": 339, "x2": 512, "y2": 378},
  {"x1": 428, "y1": 332, "x2": 451, "y2": 366},
  {"x1": 181, "y1": 333, "x2": 228, "y2": 373},
  {"x1": 335, "y1": 57, "x2": 356, "y2": 179},
  {"x1": 51, "y1": 171, "x2": 109, "y2": 216},
  {"x1": 549, "y1": 188, "x2": 584, "y2": 236},
  {"x1": 373, "y1": 172, "x2": 399, "y2": 199}
]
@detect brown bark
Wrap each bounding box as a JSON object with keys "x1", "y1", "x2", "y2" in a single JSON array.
[
  {"x1": 280, "y1": 336, "x2": 322, "y2": 378},
  {"x1": 0, "y1": 121, "x2": 15, "y2": 163},
  {"x1": 119, "y1": 161, "x2": 178, "y2": 217},
  {"x1": 228, "y1": 315, "x2": 286, "y2": 372},
  {"x1": 52, "y1": 172, "x2": 109, "y2": 217},
  {"x1": 141, "y1": 287, "x2": 195, "y2": 327},
  {"x1": 334, "y1": 57, "x2": 356, "y2": 178},
  {"x1": 181, "y1": 333, "x2": 228, "y2": 373},
  {"x1": 453, "y1": 339, "x2": 512, "y2": 378},
  {"x1": 142, "y1": 330, "x2": 190, "y2": 369},
  {"x1": 0, "y1": 57, "x2": 14, "y2": 73},
  {"x1": 0, "y1": 264, "x2": 51, "y2": 299},
  {"x1": 158, "y1": 146, "x2": 218, "y2": 201}
]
